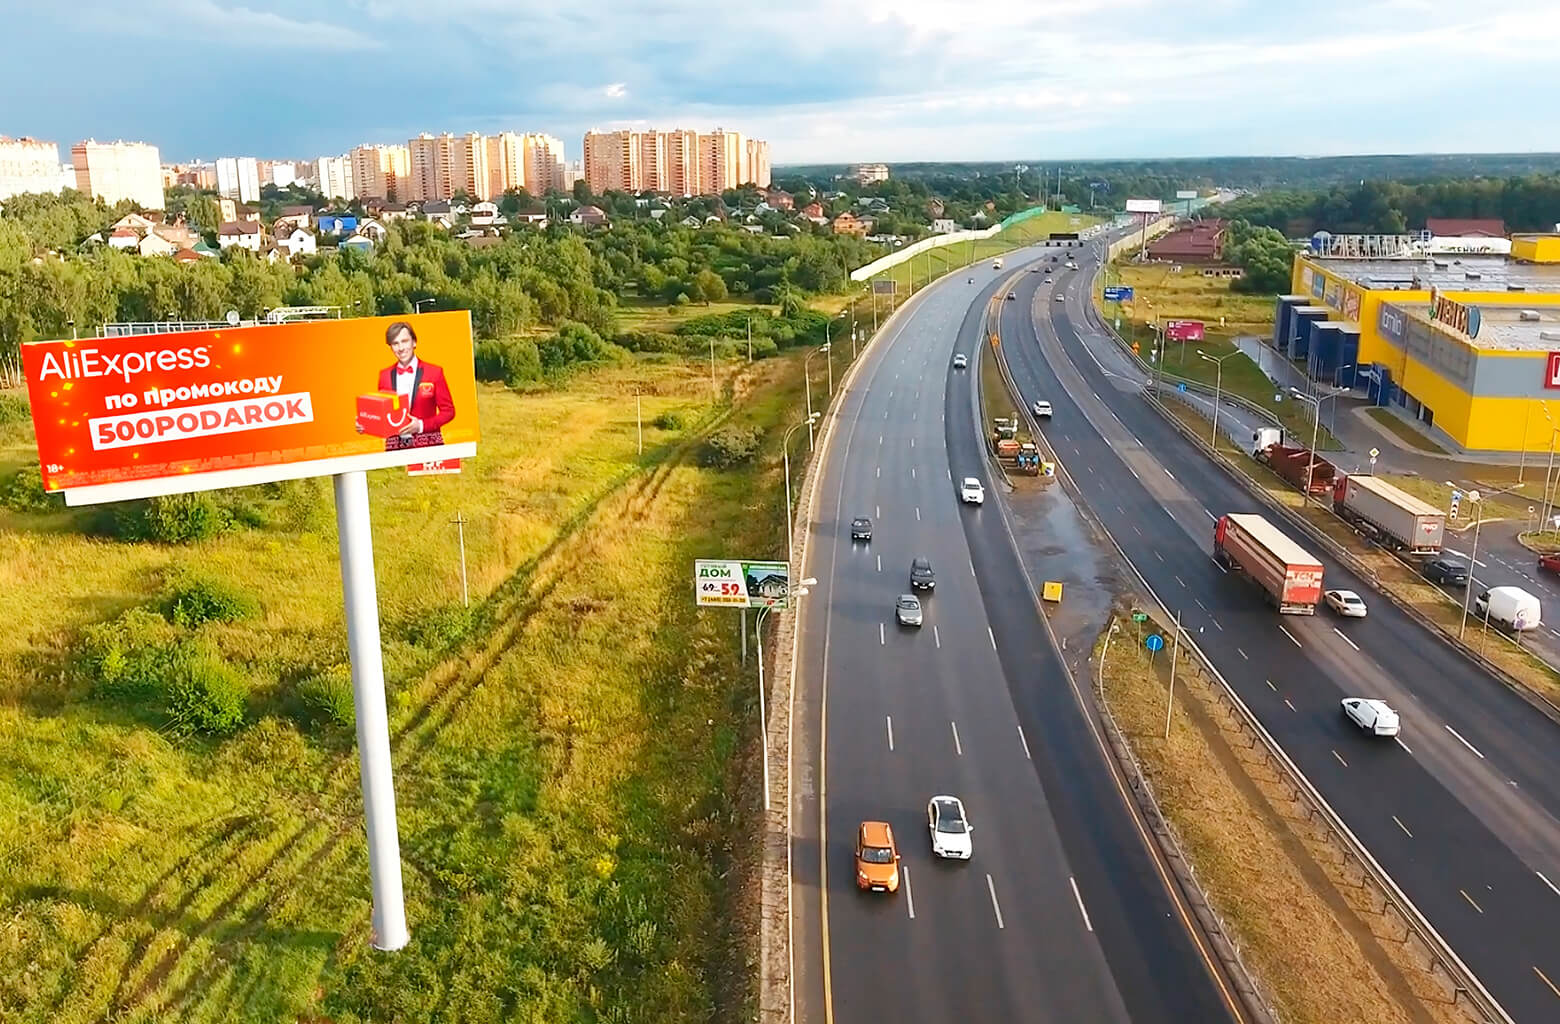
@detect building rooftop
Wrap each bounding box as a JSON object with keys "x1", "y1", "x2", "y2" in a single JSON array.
[
  {"x1": 1304, "y1": 254, "x2": 1560, "y2": 295},
  {"x1": 1393, "y1": 301, "x2": 1560, "y2": 352}
]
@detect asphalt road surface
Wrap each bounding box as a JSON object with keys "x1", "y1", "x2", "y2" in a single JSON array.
[
  {"x1": 1000, "y1": 261, "x2": 1560, "y2": 1022},
  {"x1": 789, "y1": 248, "x2": 1244, "y2": 1024}
]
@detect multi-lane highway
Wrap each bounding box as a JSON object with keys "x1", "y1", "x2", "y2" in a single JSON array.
[
  {"x1": 789, "y1": 253, "x2": 1246, "y2": 1023},
  {"x1": 1000, "y1": 255, "x2": 1560, "y2": 1020}
]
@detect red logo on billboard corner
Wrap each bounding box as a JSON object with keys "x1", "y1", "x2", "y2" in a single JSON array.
[{"x1": 1546, "y1": 352, "x2": 1560, "y2": 389}]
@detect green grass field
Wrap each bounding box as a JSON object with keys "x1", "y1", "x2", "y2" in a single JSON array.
[
  {"x1": 615, "y1": 298, "x2": 763, "y2": 335},
  {"x1": 0, "y1": 350, "x2": 807, "y2": 1021}
]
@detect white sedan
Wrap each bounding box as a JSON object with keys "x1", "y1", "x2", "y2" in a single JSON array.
[
  {"x1": 1054, "y1": 293, "x2": 1065, "y2": 302},
  {"x1": 1325, "y1": 589, "x2": 1367, "y2": 618},
  {"x1": 1341, "y1": 698, "x2": 1400, "y2": 737},
  {"x1": 959, "y1": 477, "x2": 985, "y2": 504},
  {"x1": 1032, "y1": 400, "x2": 1053, "y2": 418},
  {"x1": 927, "y1": 795, "x2": 973, "y2": 859}
]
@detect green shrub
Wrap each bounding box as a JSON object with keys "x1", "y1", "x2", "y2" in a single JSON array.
[
  {"x1": 399, "y1": 603, "x2": 472, "y2": 652},
  {"x1": 99, "y1": 492, "x2": 236, "y2": 544},
  {"x1": 700, "y1": 426, "x2": 762, "y2": 468},
  {"x1": 165, "y1": 653, "x2": 247, "y2": 735},
  {"x1": 536, "y1": 321, "x2": 621, "y2": 371},
  {"x1": 81, "y1": 607, "x2": 181, "y2": 700},
  {"x1": 474, "y1": 337, "x2": 543, "y2": 387},
  {"x1": 265, "y1": 476, "x2": 332, "y2": 533},
  {"x1": 0, "y1": 465, "x2": 62, "y2": 513},
  {"x1": 0, "y1": 394, "x2": 28, "y2": 425},
  {"x1": 748, "y1": 337, "x2": 779, "y2": 359},
  {"x1": 298, "y1": 665, "x2": 355, "y2": 729},
  {"x1": 614, "y1": 330, "x2": 690, "y2": 355},
  {"x1": 164, "y1": 571, "x2": 259, "y2": 627},
  {"x1": 652, "y1": 410, "x2": 686, "y2": 431}
]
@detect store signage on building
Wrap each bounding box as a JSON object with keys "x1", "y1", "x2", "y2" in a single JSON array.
[
  {"x1": 1544, "y1": 352, "x2": 1560, "y2": 390},
  {"x1": 1323, "y1": 279, "x2": 1342, "y2": 309},
  {"x1": 1310, "y1": 271, "x2": 1326, "y2": 299},
  {"x1": 1300, "y1": 266, "x2": 1313, "y2": 292},
  {"x1": 1378, "y1": 304, "x2": 1407, "y2": 344},
  {"x1": 1430, "y1": 292, "x2": 1481, "y2": 338},
  {"x1": 1342, "y1": 286, "x2": 1362, "y2": 323}
]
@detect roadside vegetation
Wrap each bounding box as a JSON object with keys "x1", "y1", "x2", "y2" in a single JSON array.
[
  {"x1": 0, "y1": 344, "x2": 810, "y2": 1021},
  {"x1": 1099, "y1": 613, "x2": 1468, "y2": 1024}
]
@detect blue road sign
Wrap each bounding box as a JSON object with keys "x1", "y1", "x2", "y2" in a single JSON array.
[
  {"x1": 1103, "y1": 285, "x2": 1134, "y2": 301},
  {"x1": 1177, "y1": 382, "x2": 1187, "y2": 392},
  {"x1": 1145, "y1": 633, "x2": 1165, "y2": 653}
]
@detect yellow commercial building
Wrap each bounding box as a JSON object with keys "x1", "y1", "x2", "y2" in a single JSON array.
[{"x1": 1281, "y1": 240, "x2": 1560, "y2": 453}]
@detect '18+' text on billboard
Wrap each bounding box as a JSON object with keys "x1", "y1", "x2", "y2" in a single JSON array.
[{"x1": 22, "y1": 311, "x2": 479, "y2": 504}]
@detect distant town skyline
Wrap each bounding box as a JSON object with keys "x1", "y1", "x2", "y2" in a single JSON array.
[{"x1": 4, "y1": 1, "x2": 1558, "y2": 163}]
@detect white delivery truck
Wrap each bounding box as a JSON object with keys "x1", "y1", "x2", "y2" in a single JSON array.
[{"x1": 1472, "y1": 586, "x2": 1542, "y2": 632}]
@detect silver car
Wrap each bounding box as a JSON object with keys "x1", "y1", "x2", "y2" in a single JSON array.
[{"x1": 895, "y1": 593, "x2": 923, "y2": 627}]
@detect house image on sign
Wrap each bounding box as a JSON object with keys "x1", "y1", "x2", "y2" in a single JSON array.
[{"x1": 745, "y1": 570, "x2": 789, "y2": 603}]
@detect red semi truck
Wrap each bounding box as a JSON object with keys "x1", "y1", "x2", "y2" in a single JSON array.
[{"x1": 1213, "y1": 512, "x2": 1324, "y2": 614}]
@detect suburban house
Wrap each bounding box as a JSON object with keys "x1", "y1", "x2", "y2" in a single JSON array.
[
  {"x1": 341, "y1": 234, "x2": 374, "y2": 252},
  {"x1": 1426, "y1": 217, "x2": 1506, "y2": 238},
  {"x1": 802, "y1": 201, "x2": 825, "y2": 219},
  {"x1": 275, "y1": 226, "x2": 317, "y2": 259},
  {"x1": 316, "y1": 214, "x2": 357, "y2": 237},
  {"x1": 1145, "y1": 219, "x2": 1227, "y2": 264},
  {"x1": 218, "y1": 220, "x2": 264, "y2": 251},
  {"x1": 932, "y1": 218, "x2": 958, "y2": 234},
  {"x1": 648, "y1": 207, "x2": 667, "y2": 220},
  {"x1": 766, "y1": 189, "x2": 795, "y2": 211},
  {"x1": 137, "y1": 231, "x2": 177, "y2": 257},
  {"x1": 111, "y1": 212, "x2": 158, "y2": 233},
  {"x1": 355, "y1": 218, "x2": 387, "y2": 243},
  {"x1": 569, "y1": 204, "x2": 608, "y2": 227},
  {"x1": 469, "y1": 201, "x2": 500, "y2": 226},
  {"x1": 172, "y1": 247, "x2": 204, "y2": 265},
  {"x1": 274, "y1": 205, "x2": 314, "y2": 231},
  {"x1": 107, "y1": 227, "x2": 140, "y2": 250},
  {"x1": 152, "y1": 221, "x2": 200, "y2": 250},
  {"x1": 375, "y1": 202, "x2": 410, "y2": 221},
  {"x1": 513, "y1": 208, "x2": 549, "y2": 225},
  {"x1": 680, "y1": 215, "x2": 702, "y2": 228},
  {"x1": 926, "y1": 198, "x2": 946, "y2": 218},
  {"x1": 421, "y1": 200, "x2": 454, "y2": 220},
  {"x1": 832, "y1": 212, "x2": 870, "y2": 237}
]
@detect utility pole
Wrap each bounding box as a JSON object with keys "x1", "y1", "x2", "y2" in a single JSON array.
[
  {"x1": 1164, "y1": 610, "x2": 1181, "y2": 739},
  {"x1": 451, "y1": 511, "x2": 469, "y2": 608},
  {"x1": 636, "y1": 388, "x2": 643, "y2": 455},
  {"x1": 747, "y1": 317, "x2": 752, "y2": 361},
  {"x1": 709, "y1": 337, "x2": 717, "y2": 395}
]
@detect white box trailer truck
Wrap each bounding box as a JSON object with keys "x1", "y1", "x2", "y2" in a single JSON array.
[{"x1": 1332, "y1": 474, "x2": 1445, "y2": 555}]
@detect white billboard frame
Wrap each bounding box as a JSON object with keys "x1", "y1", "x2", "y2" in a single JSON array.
[{"x1": 1126, "y1": 198, "x2": 1163, "y2": 214}]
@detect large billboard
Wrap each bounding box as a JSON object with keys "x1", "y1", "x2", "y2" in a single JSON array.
[
  {"x1": 1165, "y1": 320, "x2": 1205, "y2": 342},
  {"x1": 1125, "y1": 198, "x2": 1163, "y2": 214},
  {"x1": 1175, "y1": 189, "x2": 1198, "y2": 200},
  {"x1": 22, "y1": 311, "x2": 478, "y2": 505},
  {"x1": 695, "y1": 559, "x2": 790, "y2": 608}
]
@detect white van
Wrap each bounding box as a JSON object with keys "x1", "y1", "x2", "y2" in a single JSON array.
[
  {"x1": 1473, "y1": 586, "x2": 1542, "y2": 631},
  {"x1": 992, "y1": 258, "x2": 1004, "y2": 270}
]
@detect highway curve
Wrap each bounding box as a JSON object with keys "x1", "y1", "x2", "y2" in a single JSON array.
[
  {"x1": 998, "y1": 254, "x2": 1560, "y2": 1022},
  {"x1": 789, "y1": 251, "x2": 1244, "y2": 1024}
]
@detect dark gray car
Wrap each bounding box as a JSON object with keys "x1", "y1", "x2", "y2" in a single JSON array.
[
  {"x1": 910, "y1": 557, "x2": 935, "y2": 591},
  {"x1": 851, "y1": 516, "x2": 873, "y2": 542},
  {"x1": 1423, "y1": 557, "x2": 1469, "y2": 587}
]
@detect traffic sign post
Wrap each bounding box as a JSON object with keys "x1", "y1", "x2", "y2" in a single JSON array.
[
  {"x1": 1145, "y1": 632, "x2": 1164, "y2": 666},
  {"x1": 1368, "y1": 447, "x2": 1379, "y2": 475}
]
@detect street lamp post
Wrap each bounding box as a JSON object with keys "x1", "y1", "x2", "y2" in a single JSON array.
[
  {"x1": 804, "y1": 344, "x2": 831, "y2": 450},
  {"x1": 783, "y1": 413, "x2": 821, "y2": 565},
  {"x1": 1098, "y1": 620, "x2": 1122, "y2": 700},
  {"x1": 1198, "y1": 351, "x2": 1238, "y2": 449},
  {"x1": 754, "y1": 577, "x2": 815, "y2": 812},
  {"x1": 1289, "y1": 386, "x2": 1344, "y2": 508},
  {"x1": 1459, "y1": 491, "x2": 1483, "y2": 639},
  {"x1": 414, "y1": 298, "x2": 435, "y2": 314}
]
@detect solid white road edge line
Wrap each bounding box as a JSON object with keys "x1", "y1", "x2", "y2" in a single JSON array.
[
  {"x1": 1537, "y1": 870, "x2": 1560, "y2": 897},
  {"x1": 1018, "y1": 724, "x2": 1031, "y2": 759},
  {"x1": 987, "y1": 874, "x2": 1006, "y2": 929},
  {"x1": 903, "y1": 864, "x2": 915, "y2": 920},
  {"x1": 1393, "y1": 815, "x2": 1413, "y2": 838}
]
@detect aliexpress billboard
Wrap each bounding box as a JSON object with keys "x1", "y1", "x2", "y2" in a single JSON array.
[
  {"x1": 22, "y1": 311, "x2": 478, "y2": 504},
  {"x1": 1165, "y1": 320, "x2": 1205, "y2": 342}
]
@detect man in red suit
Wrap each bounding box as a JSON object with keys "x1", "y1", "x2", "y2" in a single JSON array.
[{"x1": 369, "y1": 320, "x2": 456, "y2": 451}]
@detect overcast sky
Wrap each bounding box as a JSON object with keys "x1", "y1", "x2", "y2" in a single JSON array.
[{"x1": 7, "y1": 0, "x2": 1559, "y2": 166}]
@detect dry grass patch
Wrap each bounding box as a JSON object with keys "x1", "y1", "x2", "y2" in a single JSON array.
[{"x1": 1100, "y1": 616, "x2": 1464, "y2": 1024}]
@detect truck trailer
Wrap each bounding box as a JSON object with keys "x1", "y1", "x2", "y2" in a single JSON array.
[
  {"x1": 1214, "y1": 512, "x2": 1324, "y2": 614},
  {"x1": 1258, "y1": 443, "x2": 1336, "y2": 496},
  {"x1": 1332, "y1": 474, "x2": 1445, "y2": 554}
]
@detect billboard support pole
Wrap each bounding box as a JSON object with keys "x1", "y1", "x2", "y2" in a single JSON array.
[
  {"x1": 333, "y1": 470, "x2": 410, "y2": 952},
  {"x1": 741, "y1": 608, "x2": 747, "y2": 667},
  {"x1": 754, "y1": 605, "x2": 772, "y2": 812}
]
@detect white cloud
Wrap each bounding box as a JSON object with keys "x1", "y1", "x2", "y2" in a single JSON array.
[
  {"x1": 604, "y1": 83, "x2": 628, "y2": 99},
  {"x1": 99, "y1": 0, "x2": 383, "y2": 50}
]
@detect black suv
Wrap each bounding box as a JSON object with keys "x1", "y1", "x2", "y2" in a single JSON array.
[
  {"x1": 851, "y1": 517, "x2": 873, "y2": 542},
  {"x1": 909, "y1": 557, "x2": 935, "y2": 591},
  {"x1": 1423, "y1": 557, "x2": 1469, "y2": 587}
]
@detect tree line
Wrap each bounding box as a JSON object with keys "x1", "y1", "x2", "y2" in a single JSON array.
[{"x1": 1210, "y1": 175, "x2": 1560, "y2": 235}]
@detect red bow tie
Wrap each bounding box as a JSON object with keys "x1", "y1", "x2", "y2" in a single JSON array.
[{"x1": 397, "y1": 366, "x2": 414, "y2": 375}]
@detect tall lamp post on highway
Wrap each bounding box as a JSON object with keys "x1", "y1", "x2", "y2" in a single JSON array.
[
  {"x1": 1289, "y1": 386, "x2": 1345, "y2": 508},
  {"x1": 1198, "y1": 350, "x2": 1239, "y2": 449},
  {"x1": 783, "y1": 413, "x2": 821, "y2": 565},
  {"x1": 1098, "y1": 620, "x2": 1122, "y2": 700},
  {"x1": 1458, "y1": 491, "x2": 1483, "y2": 639},
  {"x1": 804, "y1": 344, "x2": 831, "y2": 450},
  {"x1": 754, "y1": 577, "x2": 814, "y2": 812},
  {"x1": 414, "y1": 298, "x2": 435, "y2": 313}
]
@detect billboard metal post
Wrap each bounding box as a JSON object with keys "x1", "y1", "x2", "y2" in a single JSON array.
[
  {"x1": 451, "y1": 511, "x2": 469, "y2": 608},
  {"x1": 333, "y1": 470, "x2": 410, "y2": 952}
]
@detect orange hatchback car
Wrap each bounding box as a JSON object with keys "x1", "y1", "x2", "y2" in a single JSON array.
[{"x1": 855, "y1": 821, "x2": 900, "y2": 893}]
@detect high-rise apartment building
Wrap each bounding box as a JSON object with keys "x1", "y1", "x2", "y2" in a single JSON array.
[
  {"x1": 264, "y1": 161, "x2": 297, "y2": 188},
  {"x1": 407, "y1": 133, "x2": 455, "y2": 203},
  {"x1": 485, "y1": 131, "x2": 524, "y2": 198},
  {"x1": 745, "y1": 138, "x2": 771, "y2": 189},
  {"x1": 665, "y1": 129, "x2": 701, "y2": 197},
  {"x1": 637, "y1": 131, "x2": 668, "y2": 194},
  {"x1": 698, "y1": 129, "x2": 746, "y2": 195},
  {"x1": 521, "y1": 134, "x2": 567, "y2": 195},
  {"x1": 349, "y1": 143, "x2": 409, "y2": 201},
  {"x1": 71, "y1": 139, "x2": 164, "y2": 209},
  {"x1": 0, "y1": 136, "x2": 62, "y2": 200},
  {"x1": 453, "y1": 132, "x2": 489, "y2": 200},
  {"x1": 315, "y1": 155, "x2": 354, "y2": 200},
  {"x1": 582, "y1": 130, "x2": 640, "y2": 194},
  {"x1": 215, "y1": 156, "x2": 261, "y2": 203}
]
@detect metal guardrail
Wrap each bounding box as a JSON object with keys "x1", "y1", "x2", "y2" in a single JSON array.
[{"x1": 1140, "y1": 387, "x2": 1515, "y2": 1024}]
